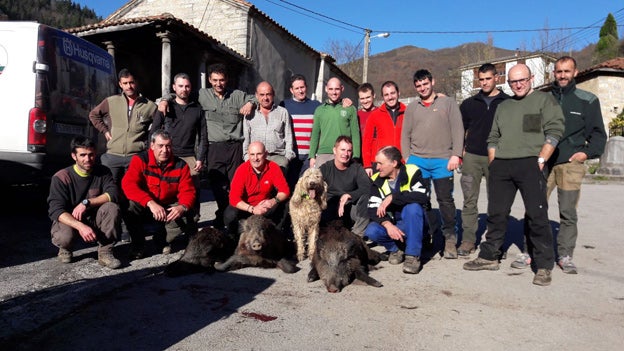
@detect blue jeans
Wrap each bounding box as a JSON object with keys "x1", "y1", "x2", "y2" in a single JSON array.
[{"x1": 365, "y1": 203, "x2": 425, "y2": 257}]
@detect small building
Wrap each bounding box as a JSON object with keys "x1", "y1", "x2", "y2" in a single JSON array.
[
  {"x1": 575, "y1": 57, "x2": 624, "y2": 136},
  {"x1": 78, "y1": 0, "x2": 358, "y2": 102},
  {"x1": 459, "y1": 53, "x2": 557, "y2": 101}
]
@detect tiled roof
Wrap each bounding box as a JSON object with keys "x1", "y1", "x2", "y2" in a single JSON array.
[
  {"x1": 102, "y1": 0, "x2": 334, "y2": 63},
  {"x1": 579, "y1": 57, "x2": 624, "y2": 75},
  {"x1": 65, "y1": 13, "x2": 249, "y2": 63}
]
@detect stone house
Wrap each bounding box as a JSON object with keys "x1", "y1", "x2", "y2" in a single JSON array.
[
  {"x1": 574, "y1": 57, "x2": 624, "y2": 136},
  {"x1": 459, "y1": 53, "x2": 556, "y2": 100},
  {"x1": 78, "y1": 0, "x2": 357, "y2": 103}
]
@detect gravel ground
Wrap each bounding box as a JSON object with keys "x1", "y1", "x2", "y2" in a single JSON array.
[{"x1": 1, "y1": 180, "x2": 623, "y2": 350}]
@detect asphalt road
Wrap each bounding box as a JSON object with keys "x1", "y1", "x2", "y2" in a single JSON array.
[{"x1": 1, "y1": 178, "x2": 623, "y2": 350}]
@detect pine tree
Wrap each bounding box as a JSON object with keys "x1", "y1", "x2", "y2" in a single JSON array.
[{"x1": 594, "y1": 13, "x2": 619, "y2": 64}]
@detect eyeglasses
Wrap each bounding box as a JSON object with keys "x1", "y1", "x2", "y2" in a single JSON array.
[{"x1": 507, "y1": 77, "x2": 531, "y2": 85}]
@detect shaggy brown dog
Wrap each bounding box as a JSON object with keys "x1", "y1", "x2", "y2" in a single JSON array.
[{"x1": 289, "y1": 167, "x2": 328, "y2": 261}]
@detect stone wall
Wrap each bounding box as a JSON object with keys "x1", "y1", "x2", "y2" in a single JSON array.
[{"x1": 117, "y1": 0, "x2": 249, "y2": 56}]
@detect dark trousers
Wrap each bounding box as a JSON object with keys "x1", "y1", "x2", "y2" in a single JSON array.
[
  {"x1": 478, "y1": 158, "x2": 554, "y2": 269},
  {"x1": 207, "y1": 141, "x2": 243, "y2": 227},
  {"x1": 125, "y1": 200, "x2": 198, "y2": 249}
]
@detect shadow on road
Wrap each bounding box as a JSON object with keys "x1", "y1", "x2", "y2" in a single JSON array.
[{"x1": 2, "y1": 268, "x2": 276, "y2": 349}]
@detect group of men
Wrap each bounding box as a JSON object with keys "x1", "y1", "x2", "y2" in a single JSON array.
[{"x1": 48, "y1": 56, "x2": 606, "y2": 287}]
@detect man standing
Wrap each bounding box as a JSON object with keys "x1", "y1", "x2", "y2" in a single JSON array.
[
  {"x1": 161, "y1": 63, "x2": 255, "y2": 228},
  {"x1": 401, "y1": 69, "x2": 464, "y2": 259},
  {"x1": 150, "y1": 73, "x2": 207, "y2": 218},
  {"x1": 463, "y1": 64, "x2": 564, "y2": 286},
  {"x1": 122, "y1": 130, "x2": 197, "y2": 258},
  {"x1": 225, "y1": 141, "x2": 290, "y2": 237},
  {"x1": 243, "y1": 81, "x2": 295, "y2": 171},
  {"x1": 89, "y1": 68, "x2": 157, "y2": 186},
  {"x1": 309, "y1": 77, "x2": 360, "y2": 168},
  {"x1": 47, "y1": 136, "x2": 121, "y2": 269},
  {"x1": 365, "y1": 146, "x2": 430, "y2": 274},
  {"x1": 458, "y1": 63, "x2": 510, "y2": 256},
  {"x1": 548, "y1": 56, "x2": 607, "y2": 274},
  {"x1": 319, "y1": 136, "x2": 371, "y2": 237},
  {"x1": 362, "y1": 81, "x2": 406, "y2": 177},
  {"x1": 357, "y1": 82, "x2": 377, "y2": 134}
]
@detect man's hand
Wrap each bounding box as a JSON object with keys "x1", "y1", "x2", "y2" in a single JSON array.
[
  {"x1": 193, "y1": 160, "x2": 203, "y2": 172},
  {"x1": 338, "y1": 194, "x2": 352, "y2": 217},
  {"x1": 309, "y1": 158, "x2": 316, "y2": 169},
  {"x1": 166, "y1": 205, "x2": 186, "y2": 222},
  {"x1": 569, "y1": 152, "x2": 588, "y2": 163},
  {"x1": 77, "y1": 224, "x2": 97, "y2": 243},
  {"x1": 240, "y1": 101, "x2": 253, "y2": 116},
  {"x1": 383, "y1": 222, "x2": 405, "y2": 242},
  {"x1": 147, "y1": 200, "x2": 167, "y2": 222},
  {"x1": 447, "y1": 155, "x2": 461, "y2": 171},
  {"x1": 158, "y1": 100, "x2": 169, "y2": 114},
  {"x1": 104, "y1": 131, "x2": 112, "y2": 142},
  {"x1": 342, "y1": 98, "x2": 353, "y2": 108},
  {"x1": 72, "y1": 203, "x2": 88, "y2": 222},
  {"x1": 365, "y1": 168, "x2": 373, "y2": 177},
  {"x1": 376, "y1": 194, "x2": 392, "y2": 218}
]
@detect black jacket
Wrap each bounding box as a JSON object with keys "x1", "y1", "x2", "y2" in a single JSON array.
[{"x1": 460, "y1": 90, "x2": 510, "y2": 156}]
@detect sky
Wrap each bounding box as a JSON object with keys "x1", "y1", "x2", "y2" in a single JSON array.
[{"x1": 74, "y1": 0, "x2": 623, "y2": 57}]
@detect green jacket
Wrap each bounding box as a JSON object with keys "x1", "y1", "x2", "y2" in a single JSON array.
[
  {"x1": 488, "y1": 91, "x2": 564, "y2": 159},
  {"x1": 309, "y1": 99, "x2": 360, "y2": 158},
  {"x1": 198, "y1": 88, "x2": 255, "y2": 143},
  {"x1": 89, "y1": 94, "x2": 157, "y2": 156},
  {"x1": 550, "y1": 80, "x2": 607, "y2": 165}
]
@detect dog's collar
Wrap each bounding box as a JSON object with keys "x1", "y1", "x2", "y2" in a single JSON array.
[{"x1": 302, "y1": 193, "x2": 310, "y2": 199}]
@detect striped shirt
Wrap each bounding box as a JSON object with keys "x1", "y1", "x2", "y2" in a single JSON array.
[{"x1": 279, "y1": 98, "x2": 321, "y2": 156}]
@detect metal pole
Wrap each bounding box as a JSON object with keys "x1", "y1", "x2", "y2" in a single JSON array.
[{"x1": 362, "y1": 29, "x2": 371, "y2": 83}]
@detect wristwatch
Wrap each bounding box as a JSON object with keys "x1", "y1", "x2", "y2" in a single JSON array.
[
  {"x1": 537, "y1": 157, "x2": 545, "y2": 164},
  {"x1": 82, "y1": 199, "x2": 90, "y2": 207}
]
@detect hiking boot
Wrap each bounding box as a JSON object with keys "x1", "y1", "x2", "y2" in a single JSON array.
[
  {"x1": 533, "y1": 268, "x2": 552, "y2": 286},
  {"x1": 161, "y1": 245, "x2": 172, "y2": 255},
  {"x1": 58, "y1": 248, "x2": 72, "y2": 264},
  {"x1": 510, "y1": 253, "x2": 531, "y2": 269},
  {"x1": 129, "y1": 247, "x2": 144, "y2": 260},
  {"x1": 557, "y1": 256, "x2": 578, "y2": 274},
  {"x1": 457, "y1": 241, "x2": 475, "y2": 257},
  {"x1": 443, "y1": 239, "x2": 458, "y2": 259},
  {"x1": 402, "y1": 255, "x2": 421, "y2": 274},
  {"x1": 463, "y1": 257, "x2": 499, "y2": 271},
  {"x1": 388, "y1": 250, "x2": 405, "y2": 265},
  {"x1": 98, "y1": 247, "x2": 121, "y2": 269}
]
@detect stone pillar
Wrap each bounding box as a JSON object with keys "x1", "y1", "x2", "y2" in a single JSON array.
[
  {"x1": 157, "y1": 31, "x2": 171, "y2": 97},
  {"x1": 103, "y1": 41, "x2": 115, "y2": 58},
  {"x1": 198, "y1": 52, "x2": 209, "y2": 89},
  {"x1": 598, "y1": 136, "x2": 624, "y2": 175}
]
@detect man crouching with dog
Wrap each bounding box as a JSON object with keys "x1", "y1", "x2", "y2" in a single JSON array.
[{"x1": 365, "y1": 146, "x2": 431, "y2": 274}]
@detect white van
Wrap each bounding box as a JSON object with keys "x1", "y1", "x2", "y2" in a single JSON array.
[{"x1": 0, "y1": 22, "x2": 117, "y2": 185}]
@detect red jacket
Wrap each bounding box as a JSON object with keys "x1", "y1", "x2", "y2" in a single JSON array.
[
  {"x1": 362, "y1": 102, "x2": 406, "y2": 168},
  {"x1": 229, "y1": 160, "x2": 290, "y2": 207},
  {"x1": 122, "y1": 150, "x2": 195, "y2": 209}
]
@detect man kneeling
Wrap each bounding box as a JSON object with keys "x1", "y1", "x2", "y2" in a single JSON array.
[
  {"x1": 365, "y1": 146, "x2": 430, "y2": 274},
  {"x1": 122, "y1": 129, "x2": 198, "y2": 258}
]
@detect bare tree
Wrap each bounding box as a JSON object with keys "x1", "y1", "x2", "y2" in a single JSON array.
[{"x1": 324, "y1": 39, "x2": 363, "y2": 83}]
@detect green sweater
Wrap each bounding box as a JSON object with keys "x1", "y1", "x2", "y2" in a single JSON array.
[
  {"x1": 309, "y1": 100, "x2": 360, "y2": 158},
  {"x1": 487, "y1": 91, "x2": 564, "y2": 159}
]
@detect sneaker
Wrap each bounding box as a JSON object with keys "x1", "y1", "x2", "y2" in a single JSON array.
[
  {"x1": 402, "y1": 255, "x2": 421, "y2": 274},
  {"x1": 510, "y1": 253, "x2": 531, "y2": 269},
  {"x1": 457, "y1": 241, "x2": 475, "y2": 257},
  {"x1": 463, "y1": 257, "x2": 499, "y2": 271},
  {"x1": 557, "y1": 256, "x2": 578, "y2": 274},
  {"x1": 58, "y1": 248, "x2": 72, "y2": 263},
  {"x1": 98, "y1": 248, "x2": 121, "y2": 269},
  {"x1": 388, "y1": 250, "x2": 405, "y2": 265},
  {"x1": 533, "y1": 268, "x2": 552, "y2": 286},
  {"x1": 162, "y1": 245, "x2": 172, "y2": 255},
  {"x1": 443, "y1": 239, "x2": 458, "y2": 259}
]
